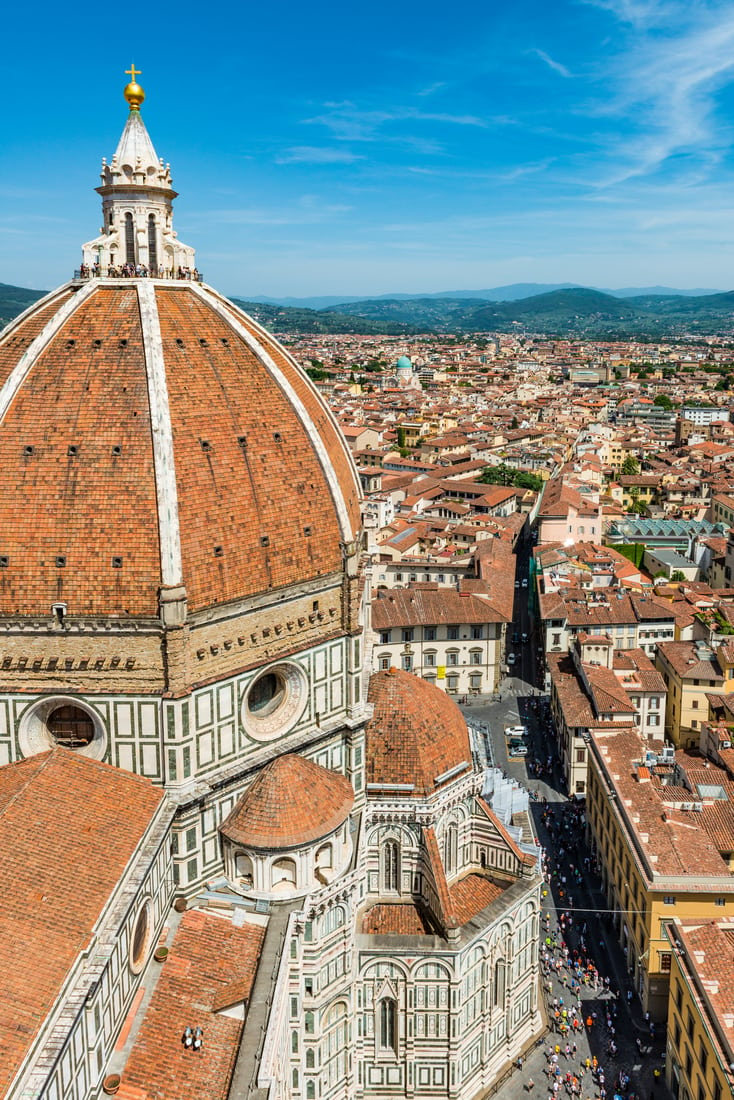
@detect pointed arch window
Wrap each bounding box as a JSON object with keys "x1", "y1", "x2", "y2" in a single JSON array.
[
  {"x1": 124, "y1": 212, "x2": 135, "y2": 265},
  {"x1": 379, "y1": 997, "x2": 397, "y2": 1052},
  {"x1": 493, "y1": 959, "x2": 506, "y2": 1006},
  {"x1": 383, "y1": 840, "x2": 399, "y2": 892},
  {"x1": 444, "y1": 822, "x2": 458, "y2": 875}
]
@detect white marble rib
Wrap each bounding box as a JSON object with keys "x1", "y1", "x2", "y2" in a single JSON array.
[{"x1": 136, "y1": 279, "x2": 183, "y2": 588}]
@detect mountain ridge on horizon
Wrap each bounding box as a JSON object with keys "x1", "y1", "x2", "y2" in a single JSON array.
[
  {"x1": 4, "y1": 281, "x2": 734, "y2": 338},
  {"x1": 241, "y1": 282, "x2": 725, "y2": 310}
]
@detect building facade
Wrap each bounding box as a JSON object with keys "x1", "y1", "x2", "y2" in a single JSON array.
[
  {"x1": 585, "y1": 726, "x2": 734, "y2": 1019},
  {"x1": 372, "y1": 585, "x2": 510, "y2": 696}
]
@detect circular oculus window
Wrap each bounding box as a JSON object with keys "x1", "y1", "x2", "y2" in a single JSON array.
[
  {"x1": 18, "y1": 696, "x2": 107, "y2": 760},
  {"x1": 129, "y1": 899, "x2": 153, "y2": 974},
  {"x1": 242, "y1": 663, "x2": 308, "y2": 742}
]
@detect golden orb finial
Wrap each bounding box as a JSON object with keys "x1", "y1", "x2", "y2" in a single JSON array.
[{"x1": 123, "y1": 64, "x2": 145, "y2": 111}]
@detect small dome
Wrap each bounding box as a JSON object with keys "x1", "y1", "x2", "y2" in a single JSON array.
[
  {"x1": 396, "y1": 355, "x2": 412, "y2": 370},
  {"x1": 366, "y1": 669, "x2": 472, "y2": 796},
  {"x1": 220, "y1": 754, "x2": 354, "y2": 849}
]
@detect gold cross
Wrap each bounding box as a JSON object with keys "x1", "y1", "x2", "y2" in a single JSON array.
[{"x1": 125, "y1": 64, "x2": 141, "y2": 83}]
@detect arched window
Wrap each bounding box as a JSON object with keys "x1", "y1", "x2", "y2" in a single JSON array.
[
  {"x1": 271, "y1": 857, "x2": 297, "y2": 893},
  {"x1": 306, "y1": 1083, "x2": 315, "y2": 1099},
  {"x1": 493, "y1": 960, "x2": 506, "y2": 1006},
  {"x1": 235, "y1": 853, "x2": 253, "y2": 885},
  {"x1": 383, "y1": 840, "x2": 399, "y2": 892},
  {"x1": 444, "y1": 823, "x2": 458, "y2": 876},
  {"x1": 306, "y1": 1048, "x2": 315, "y2": 1068},
  {"x1": 379, "y1": 998, "x2": 397, "y2": 1051},
  {"x1": 124, "y1": 212, "x2": 135, "y2": 265},
  {"x1": 292, "y1": 1069, "x2": 299, "y2": 1089},
  {"x1": 291, "y1": 1031, "x2": 298, "y2": 1053},
  {"x1": 316, "y1": 843, "x2": 333, "y2": 872},
  {"x1": 148, "y1": 214, "x2": 158, "y2": 271}
]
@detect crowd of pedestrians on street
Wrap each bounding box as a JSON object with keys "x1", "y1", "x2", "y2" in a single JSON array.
[{"x1": 511, "y1": 706, "x2": 664, "y2": 1100}]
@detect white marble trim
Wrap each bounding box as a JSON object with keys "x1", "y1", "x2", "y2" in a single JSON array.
[{"x1": 137, "y1": 280, "x2": 183, "y2": 587}]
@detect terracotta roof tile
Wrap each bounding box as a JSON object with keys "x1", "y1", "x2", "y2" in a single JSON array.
[
  {"x1": 361, "y1": 903, "x2": 434, "y2": 935},
  {"x1": 372, "y1": 586, "x2": 509, "y2": 628},
  {"x1": 156, "y1": 288, "x2": 349, "y2": 610},
  {"x1": 449, "y1": 874, "x2": 505, "y2": 924},
  {"x1": 0, "y1": 750, "x2": 164, "y2": 1096},
  {"x1": 122, "y1": 909, "x2": 265, "y2": 1100},
  {"x1": 0, "y1": 287, "x2": 161, "y2": 616},
  {"x1": 366, "y1": 669, "x2": 472, "y2": 796},
  {"x1": 0, "y1": 282, "x2": 361, "y2": 617},
  {"x1": 220, "y1": 753, "x2": 354, "y2": 849}
]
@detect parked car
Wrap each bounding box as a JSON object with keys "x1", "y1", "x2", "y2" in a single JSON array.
[
  {"x1": 521, "y1": 632, "x2": 528, "y2": 644},
  {"x1": 514, "y1": 580, "x2": 520, "y2": 588},
  {"x1": 508, "y1": 653, "x2": 517, "y2": 665},
  {"x1": 509, "y1": 741, "x2": 528, "y2": 757},
  {"x1": 505, "y1": 725, "x2": 527, "y2": 738},
  {"x1": 512, "y1": 631, "x2": 520, "y2": 644},
  {"x1": 521, "y1": 578, "x2": 528, "y2": 588}
]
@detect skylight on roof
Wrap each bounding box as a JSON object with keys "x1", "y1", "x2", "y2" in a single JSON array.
[{"x1": 695, "y1": 784, "x2": 728, "y2": 801}]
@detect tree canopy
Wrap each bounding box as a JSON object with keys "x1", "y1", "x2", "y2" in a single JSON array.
[{"x1": 479, "y1": 463, "x2": 543, "y2": 492}]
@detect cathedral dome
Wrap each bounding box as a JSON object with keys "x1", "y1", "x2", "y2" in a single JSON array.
[
  {"x1": 0, "y1": 74, "x2": 361, "y2": 623},
  {"x1": 220, "y1": 753, "x2": 354, "y2": 849},
  {"x1": 365, "y1": 668, "x2": 472, "y2": 796},
  {"x1": 0, "y1": 273, "x2": 360, "y2": 621}
]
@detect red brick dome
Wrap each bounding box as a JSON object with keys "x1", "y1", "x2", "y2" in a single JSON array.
[
  {"x1": 220, "y1": 753, "x2": 354, "y2": 849},
  {"x1": 0, "y1": 280, "x2": 361, "y2": 617},
  {"x1": 366, "y1": 668, "x2": 472, "y2": 796}
]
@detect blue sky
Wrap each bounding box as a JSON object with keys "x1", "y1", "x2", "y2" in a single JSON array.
[{"x1": 4, "y1": 0, "x2": 734, "y2": 297}]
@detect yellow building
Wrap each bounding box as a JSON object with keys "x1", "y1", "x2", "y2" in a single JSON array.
[
  {"x1": 585, "y1": 725, "x2": 734, "y2": 1019},
  {"x1": 663, "y1": 918, "x2": 734, "y2": 1100},
  {"x1": 656, "y1": 641, "x2": 734, "y2": 749},
  {"x1": 618, "y1": 475, "x2": 659, "y2": 511}
]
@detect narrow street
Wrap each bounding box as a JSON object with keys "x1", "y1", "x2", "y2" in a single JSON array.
[{"x1": 460, "y1": 532, "x2": 670, "y2": 1100}]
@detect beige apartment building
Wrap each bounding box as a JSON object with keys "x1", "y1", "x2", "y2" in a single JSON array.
[
  {"x1": 585, "y1": 727, "x2": 734, "y2": 1019},
  {"x1": 372, "y1": 585, "x2": 510, "y2": 696},
  {"x1": 656, "y1": 640, "x2": 734, "y2": 749}
]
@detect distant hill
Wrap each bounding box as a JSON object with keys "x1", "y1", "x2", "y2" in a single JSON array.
[
  {"x1": 0, "y1": 283, "x2": 46, "y2": 328},
  {"x1": 245, "y1": 282, "x2": 724, "y2": 309},
  {"x1": 3, "y1": 281, "x2": 734, "y2": 338},
  {"x1": 0, "y1": 283, "x2": 418, "y2": 338},
  {"x1": 230, "y1": 299, "x2": 421, "y2": 336},
  {"x1": 323, "y1": 286, "x2": 734, "y2": 336}
]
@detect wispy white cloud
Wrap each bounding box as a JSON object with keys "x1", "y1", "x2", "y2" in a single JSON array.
[
  {"x1": 276, "y1": 145, "x2": 365, "y2": 164},
  {"x1": 416, "y1": 81, "x2": 448, "y2": 97},
  {"x1": 303, "y1": 103, "x2": 488, "y2": 144},
  {"x1": 529, "y1": 48, "x2": 573, "y2": 78},
  {"x1": 584, "y1": 1, "x2": 734, "y2": 184},
  {"x1": 580, "y1": 0, "x2": 679, "y2": 28}
]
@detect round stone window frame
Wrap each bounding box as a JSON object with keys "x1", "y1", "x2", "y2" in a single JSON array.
[
  {"x1": 129, "y1": 897, "x2": 154, "y2": 975},
  {"x1": 18, "y1": 696, "x2": 107, "y2": 760},
  {"x1": 242, "y1": 662, "x2": 308, "y2": 742}
]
